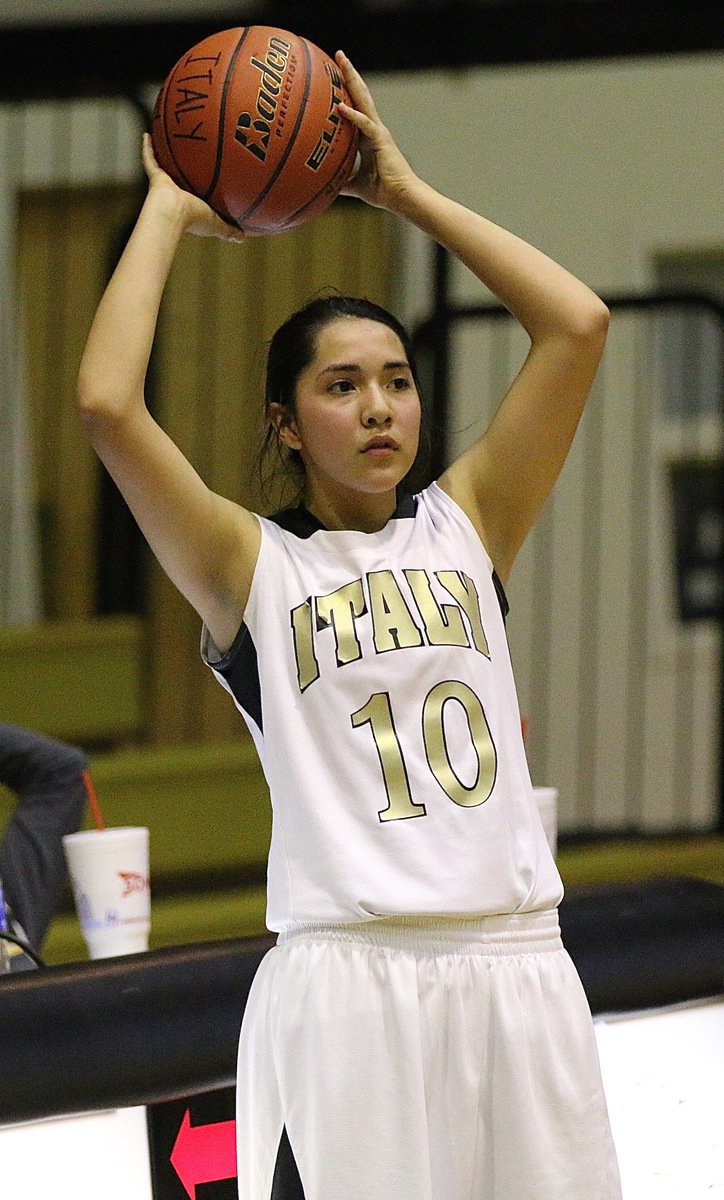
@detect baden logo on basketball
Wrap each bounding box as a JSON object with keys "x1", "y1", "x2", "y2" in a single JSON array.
[{"x1": 234, "y1": 34, "x2": 292, "y2": 163}]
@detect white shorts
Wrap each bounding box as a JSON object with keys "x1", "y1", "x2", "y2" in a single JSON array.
[{"x1": 235, "y1": 911, "x2": 621, "y2": 1200}]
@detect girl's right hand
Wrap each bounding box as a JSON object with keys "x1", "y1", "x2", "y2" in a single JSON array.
[
  {"x1": 142, "y1": 133, "x2": 246, "y2": 242},
  {"x1": 334, "y1": 51, "x2": 419, "y2": 213}
]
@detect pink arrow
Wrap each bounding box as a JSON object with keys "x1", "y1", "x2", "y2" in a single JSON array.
[{"x1": 170, "y1": 1108, "x2": 237, "y2": 1200}]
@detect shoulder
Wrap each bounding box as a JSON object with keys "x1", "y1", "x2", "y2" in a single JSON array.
[
  {"x1": 420, "y1": 480, "x2": 490, "y2": 551},
  {"x1": 434, "y1": 466, "x2": 511, "y2": 581},
  {"x1": 419, "y1": 483, "x2": 509, "y2": 619}
]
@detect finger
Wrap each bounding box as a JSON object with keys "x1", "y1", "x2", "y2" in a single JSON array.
[
  {"x1": 142, "y1": 132, "x2": 160, "y2": 178},
  {"x1": 204, "y1": 205, "x2": 247, "y2": 242},
  {"x1": 335, "y1": 50, "x2": 381, "y2": 121},
  {"x1": 337, "y1": 100, "x2": 380, "y2": 143},
  {"x1": 190, "y1": 212, "x2": 246, "y2": 243},
  {"x1": 217, "y1": 218, "x2": 246, "y2": 243}
]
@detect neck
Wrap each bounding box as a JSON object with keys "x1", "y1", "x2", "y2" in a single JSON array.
[{"x1": 303, "y1": 486, "x2": 399, "y2": 533}]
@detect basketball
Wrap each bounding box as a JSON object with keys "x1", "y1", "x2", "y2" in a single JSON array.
[{"x1": 151, "y1": 26, "x2": 360, "y2": 235}]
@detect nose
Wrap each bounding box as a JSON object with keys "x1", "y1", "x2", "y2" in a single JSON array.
[{"x1": 361, "y1": 386, "x2": 393, "y2": 427}]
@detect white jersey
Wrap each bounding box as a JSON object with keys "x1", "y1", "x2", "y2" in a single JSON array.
[{"x1": 202, "y1": 483, "x2": 563, "y2": 932}]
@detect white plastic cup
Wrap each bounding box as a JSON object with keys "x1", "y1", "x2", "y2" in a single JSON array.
[
  {"x1": 62, "y1": 827, "x2": 150, "y2": 959},
  {"x1": 532, "y1": 787, "x2": 558, "y2": 858}
]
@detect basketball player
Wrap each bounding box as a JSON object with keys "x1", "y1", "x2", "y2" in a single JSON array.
[{"x1": 77, "y1": 51, "x2": 621, "y2": 1200}]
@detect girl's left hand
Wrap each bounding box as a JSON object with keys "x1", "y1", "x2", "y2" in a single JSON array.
[
  {"x1": 142, "y1": 133, "x2": 246, "y2": 242},
  {"x1": 335, "y1": 51, "x2": 419, "y2": 211}
]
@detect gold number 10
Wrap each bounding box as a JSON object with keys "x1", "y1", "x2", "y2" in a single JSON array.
[{"x1": 351, "y1": 681, "x2": 497, "y2": 822}]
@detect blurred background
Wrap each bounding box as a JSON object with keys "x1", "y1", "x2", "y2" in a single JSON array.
[{"x1": 0, "y1": 1, "x2": 722, "y2": 960}]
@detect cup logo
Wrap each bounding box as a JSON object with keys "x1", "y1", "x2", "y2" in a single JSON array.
[{"x1": 118, "y1": 870, "x2": 150, "y2": 896}]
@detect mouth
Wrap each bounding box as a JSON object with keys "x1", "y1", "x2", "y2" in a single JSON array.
[{"x1": 361, "y1": 436, "x2": 398, "y2": 455}]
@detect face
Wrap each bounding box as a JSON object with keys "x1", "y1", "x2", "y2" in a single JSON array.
[{"x1": 274, "y1": 317, "x2": 421, "y2": 512}]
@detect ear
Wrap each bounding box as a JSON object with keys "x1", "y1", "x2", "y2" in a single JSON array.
[{"x1": 269, "y1": 402, "x2": 302, "y2": 452}]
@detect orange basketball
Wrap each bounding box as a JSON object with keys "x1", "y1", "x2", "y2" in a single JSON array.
[{"x1": 151, "y1": 26, "x2": 360, "y2": 235}]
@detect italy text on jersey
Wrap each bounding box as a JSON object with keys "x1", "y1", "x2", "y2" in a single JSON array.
[{"x1": 290, "y1": 567, "x2": 490, "y2": 692}]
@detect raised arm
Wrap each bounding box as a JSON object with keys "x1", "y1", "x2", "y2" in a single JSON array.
[
  {"x1": 77, "y1": 137, "x2": 260, "y2": 653},
  {"x1": 337, "y1": 53, "x2": 609, "y2": 584}
]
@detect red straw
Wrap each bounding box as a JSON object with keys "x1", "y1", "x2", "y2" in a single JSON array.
[{"x1": 82, "y1": 769, "x2": 106, "y2": 830}]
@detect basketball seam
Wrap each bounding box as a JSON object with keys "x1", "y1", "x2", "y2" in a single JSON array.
[
  {"x1": 201, "y1": 27, "x2": 251, "y2": 204},
  {"x1": 233, "y1": 36, "x2": 313, "y2": 226},
  {"x1": 160, "y1": 75, "x2": 198, "y2": 193},
  {"x1": 281, "y1": 127, "x2": 359, "y2": 231},
  {"x1": 160, "y1": 29, "x2": 250, "y2": 204}
]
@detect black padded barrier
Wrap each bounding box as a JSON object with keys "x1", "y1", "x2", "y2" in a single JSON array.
[
  {"x1": 1, "y1": 877, "x2": 722, "y2": 1126},
  {"x1": 0, "y1": 934, "x2": 274, "y2": 1126},
  {"x1": 559, "y1": 875, "x2": 724, "y2": 1014}
]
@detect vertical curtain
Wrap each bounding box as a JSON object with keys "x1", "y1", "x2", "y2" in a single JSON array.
[{"x1": 0, "y1": 114, "x2": 42, "y2": 624}]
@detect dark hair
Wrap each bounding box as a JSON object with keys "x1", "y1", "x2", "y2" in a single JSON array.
[{"x1": 259, "y1": 294, "x2": 426, "y2": 506}]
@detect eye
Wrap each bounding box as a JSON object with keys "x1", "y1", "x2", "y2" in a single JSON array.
[
  {"x1": 328, "y1": 378, "x2": 356, "y2": 394},
  {"x1": 389, "y1": 375, "x2": 413, "y2": 391}
]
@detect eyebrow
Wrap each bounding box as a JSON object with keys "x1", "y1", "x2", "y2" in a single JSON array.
[{"x1": 318, "y1": 360, "x2": 411, "y2": 377}]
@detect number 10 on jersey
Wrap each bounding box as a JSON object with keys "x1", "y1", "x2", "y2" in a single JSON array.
[{"x1": 351, "y1": 680, "x2": 497, "y2": 822}]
